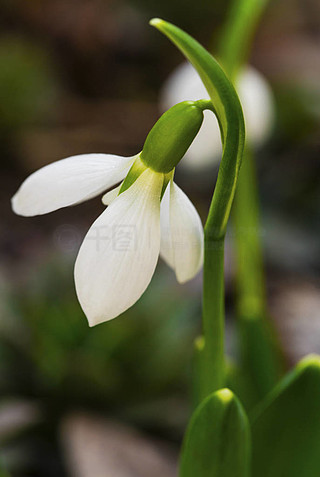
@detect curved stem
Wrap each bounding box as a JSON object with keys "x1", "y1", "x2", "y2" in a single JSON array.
[
  {"x1": 150, "y1": 19, "x2": 245, "y2": 397},
  {"x1": 201, "y1": 236, "x2": 225, "y2": 397}
]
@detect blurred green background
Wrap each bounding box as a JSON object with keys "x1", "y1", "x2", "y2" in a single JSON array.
[{"x1": 0, "y1": 0, "x2": 320, "y2": 475}]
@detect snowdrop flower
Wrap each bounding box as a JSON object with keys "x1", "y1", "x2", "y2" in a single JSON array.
[
  {"x1": 12, "y1": 101, "x2": 206, "y2": 326},
  {"x1": 161, "y1": 62, "x2": 274, "y2": 169}
]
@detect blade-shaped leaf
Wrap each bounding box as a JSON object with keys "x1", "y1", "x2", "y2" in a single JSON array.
[
  {"x1": 180, "y1": 388, "x2": 251, "y2": 477},
  {"x1": 251, "y1": 354, "x2": 320, "y2": 477},
  {"x1": 229, "y1": 313, "x2": 283, "y2": 411}
]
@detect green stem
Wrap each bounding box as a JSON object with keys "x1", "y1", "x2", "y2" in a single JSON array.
[
  {"x1": 233, "y1": 147, "x2": 282, "y2": 405},
  {"x1": 201, "y1": 237, "x2": 225, "y2": 398},
  {"x1": 218, "y1": 0, "x2": 269, "y2": 79},
  {"x1": 150, "y1": 19, "x2": 245, "y2": 399},
  {"x1": 234, "y1": 147, "x2": 266, "y2": 319}
]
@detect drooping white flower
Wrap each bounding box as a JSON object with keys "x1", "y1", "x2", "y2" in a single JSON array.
[
  {"x1": 12, "y1": 153, "x2": 203, "y2": 326},
  {"x1": 160, "y1": 62, "x2": 274, "y2": 169}
]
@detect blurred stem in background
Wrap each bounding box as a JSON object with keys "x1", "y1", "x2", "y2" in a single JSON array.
[
  {"x1": 217, "y1": 0, "x2": 269, "y2": 79},
  {"x1": 218, "y1": 0, "x2": 283, "y2": 407},
  {"x1": 233, "y1": 149, "x2": 282, "y2": 406}
]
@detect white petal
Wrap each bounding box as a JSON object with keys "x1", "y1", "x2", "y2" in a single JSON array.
[
  {"x1": 12, "y1": 153, "x2": 136, "y2": 216},
  {"x1": 185, "y1": 109, "x2": 222, "y2": 168},
  {"x1": 159, "y1": 183, "x2": 174, "y2": 266},
  {"x1": 101, "y1": 184, "x2": 122, "y2": 205},
  {"x1": 237, "y1": 67, "x2": 274, "y2": 147},
  {"x1": 160, "y1": 61, "x2": 209, "y2": 105},
  {"x1": 74, "y1": 168, "x2": 163, "y2": 326},
  {"x1": 160, "y1": 181, "x2": 204, "y2": 283}
]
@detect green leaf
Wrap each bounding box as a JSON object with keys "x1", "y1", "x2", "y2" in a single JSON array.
[
  {"x1": 251, "y1": 354, "x2": 320, "y2": 477},
  {"x1": 226, "y1": 309, "x2": 283, "y2": 411},
  {"x1": 179, "y1": 388, "x2": 251, "y2": 477}
]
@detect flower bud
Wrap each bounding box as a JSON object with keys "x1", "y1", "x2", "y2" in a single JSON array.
[{"x1": 140, "y1": 101, "x2": 204, "y2": 173}]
